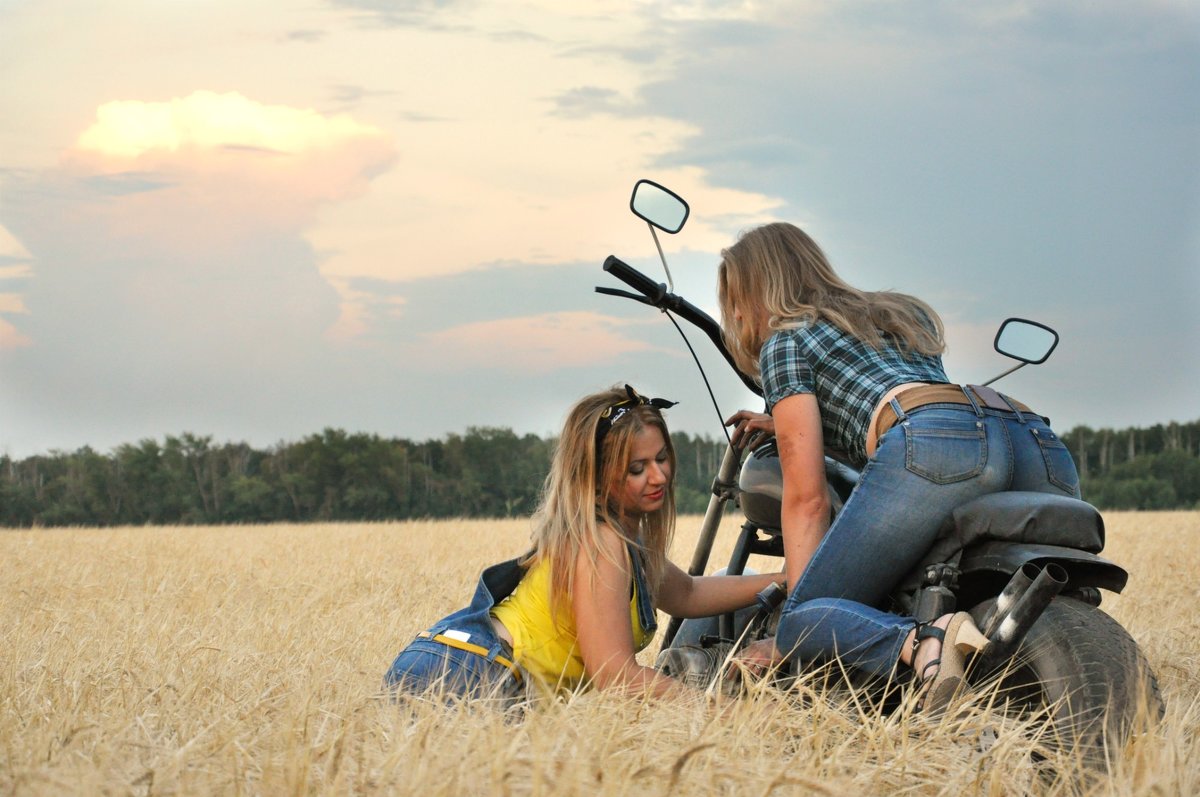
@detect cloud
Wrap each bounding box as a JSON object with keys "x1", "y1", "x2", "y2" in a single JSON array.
[
  {"x1": 325, "y1": 84, "x2": 399, "y2": 113},
  {"x1": 629, "y1": 0, "x2": 1200, "y2": 429},
  {"x1": 423, "y1": 311, "x2": 668, "y2": 372},
  {"x1": 329, "y1": 0, "x2": 476, "y2": 29},
  {"x1": 74, "y1": 90, "x2": 387, "y2": 160},
  {"x1": 0, "y1": 225, "x2": 31, "y2": 257},
  {"x1": 0, "y1": 292, "x2": 31, "y2": 349},
  {"x1": 65, "y1": 93, "x2": 397, "y2": 230},
  {"x1": 81, "y1": 173, "x2": 175, "y2": 196},
  {"x1": 0, "y1": 225, "x2": 32, "y2": 349},
  {"x1": 32, "y1": 90, "x2": 397, "y2": 254},
  {"x1": 652, "y1": 0, "x2": 766, "y2": 23},
  {"x1": 0, "y1": 294, "x2": 27, "y2": 314},
  {"x1": 7, "y1": 0, "x2": 1188, "y2": 460},
  {"x1": 0, "y1": 318, "x2": 31, "y2": 349},
  {"x1": 549, "y1": 86, "x2": 631, "y2": 119},
  {"x1": 0, "y1": 90, "x2": 398, "y2": 433},
  {"x1": 282, "y1": 29, "x2": 326, "y2": 43},
  {"x1": 298, "y1": 1, "x2": 788, "y2": 303},
  {"x1": 327, "y1": 258, "x2": 653, "y2": 345}
]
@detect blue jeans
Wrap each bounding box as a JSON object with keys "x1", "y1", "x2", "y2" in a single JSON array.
[
  {"x1": 383, "y1": 541, "x2": 658, "y2": 699},
  {"x1": 385, "y1": 623, "x2": 523, "y2": 702},
  {"x1": 775, "y1": 403, "x2": 1081, "y2": 677},
  {"x1": 384, "y1": 556, "x2": 527, "y2": 702}
]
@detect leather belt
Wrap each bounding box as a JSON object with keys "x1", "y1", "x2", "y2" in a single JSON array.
[{"x1": 873, "y1": 383, "x2": 1035, "y2": 442}]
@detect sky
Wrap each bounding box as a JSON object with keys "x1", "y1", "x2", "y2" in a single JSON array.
[{"x1": 1, "y1": 0, "x2": 1198, "y2": 458}]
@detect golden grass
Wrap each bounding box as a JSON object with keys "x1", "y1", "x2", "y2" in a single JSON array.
[{"x1": 2, "y1": 512, "x2": 1197, "y2": 795}]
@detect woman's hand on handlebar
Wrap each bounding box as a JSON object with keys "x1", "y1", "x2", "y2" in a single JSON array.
[
  {"x1": 731, "y1": 637, "x2": 784, "y2": 679},
  {"x1": 725, "y1": 409, "x2": 775, "y2": 450}
]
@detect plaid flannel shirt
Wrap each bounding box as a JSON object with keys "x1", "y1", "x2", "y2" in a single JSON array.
[{"x1": 760, "y1": 320, "x2": 950, "y2": 467}]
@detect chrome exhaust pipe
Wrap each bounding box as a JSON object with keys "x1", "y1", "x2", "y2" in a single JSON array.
[
  {"x1": 980, "y1": 562, "x2": 1038, "y2": 637},
  {"x1": 977, "y1": 562, "x2": 1068, "y2": 673}
]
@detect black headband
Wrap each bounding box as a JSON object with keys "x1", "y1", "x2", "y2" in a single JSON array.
[{"x1": 594, "y1": 384, "x2": 677, "y2": 455}]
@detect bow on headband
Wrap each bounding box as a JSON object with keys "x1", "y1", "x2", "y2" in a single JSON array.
[{"x1": 595, "y1": 384, "x2": 677, "y2": 450}]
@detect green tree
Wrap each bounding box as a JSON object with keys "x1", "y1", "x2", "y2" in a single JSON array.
[{"x1": 1149, "y1": 449, "x2": 1200, "y2": 507}]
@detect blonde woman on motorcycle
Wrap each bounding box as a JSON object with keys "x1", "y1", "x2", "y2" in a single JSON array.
[
  {"x1": 717, "y1": 222, "x2": 1081, "y2": 707},
  {"x1": 384, "y1": 384, "x2": 784, "y2": 702}
]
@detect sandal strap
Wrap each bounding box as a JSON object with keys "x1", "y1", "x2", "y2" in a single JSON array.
[
  {"x1": 915, "y1": 656, "x2": 943, "y2": 711},
  {"x1": 912, "y1": 621, "x2": 945, "y2": 654}
]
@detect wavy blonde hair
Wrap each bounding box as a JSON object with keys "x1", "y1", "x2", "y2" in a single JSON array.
[
  {"x1": 524, "y1": 386, "x2": 676, "y2": 612},
  {"x1": 717, "y1": 222, "x2": 945, "y2": 376}
]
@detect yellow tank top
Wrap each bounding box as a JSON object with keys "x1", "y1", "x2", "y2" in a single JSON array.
[{"x1": 490, "y1": 556, "x2": 654, "y2": 693}]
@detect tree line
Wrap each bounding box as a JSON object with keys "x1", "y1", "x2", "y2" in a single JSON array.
[
  {"x1": 1062, "y1": 419, "x2": 1200, "y2": 511},
  {"x1": 2, "y1": 419, "x2": 1197, "y2": 528},
  {"x1": 0, "y1": 428, "x2": 727, "y2": 528}
]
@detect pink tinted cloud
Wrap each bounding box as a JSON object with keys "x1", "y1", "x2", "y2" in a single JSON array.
[
  {"x1": 0, "y1": 91, "x2": 398, "y2": 348},
  {"x1": 21, "y1": 91, "x2": 400, "y2": 346},
  {"x1": 423, "y1": 312, "x2": 667, "y2": 372},
  {"x1": 61, "y1": 91, "x2": 397, "y2": 248},
  {"x1": 0, "y1": 317, "x2": 32, "y2": 349}
]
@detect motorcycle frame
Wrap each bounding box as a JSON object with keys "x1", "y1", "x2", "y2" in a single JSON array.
[
  {"x1": 597, "y1": 253, "x2": 1129, "y2": 654},
  {"x1": 662, "y1": 498, "x2": 1132, "y2": 652}
]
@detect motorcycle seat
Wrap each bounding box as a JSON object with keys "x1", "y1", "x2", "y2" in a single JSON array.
[
  {"x1": 949, "y1": 492, "x2": 1104, "y2": 553},
  {"x1": 897, "y1": 492, "x2": 1110, "y2": 599}
]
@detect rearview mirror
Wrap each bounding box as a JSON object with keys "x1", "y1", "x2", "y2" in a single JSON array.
[
  {"x1": 994, "y1": 318, "x2": 1059, "y2": 364},
  {"x1": 630, "y1": 180, "x2": 689, "y2": 234}
]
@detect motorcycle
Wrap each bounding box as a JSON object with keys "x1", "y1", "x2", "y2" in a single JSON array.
[{"x1": 597, "y1": 179, "x2": 1162, "y2": 758}]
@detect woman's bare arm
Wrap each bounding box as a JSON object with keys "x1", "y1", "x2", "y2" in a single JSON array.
[
  {"x1": 571, "y1": 524, "x2": 687, "y2": 697},
  {"x1": 771, "y1": 393, "x2": 831, "y2": 591},
  {"x1": 656, "y1": 560, "x2": 785, "y2": 619}
]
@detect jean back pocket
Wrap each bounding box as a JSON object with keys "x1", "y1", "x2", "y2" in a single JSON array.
[
  {"x1": 1032, "y1": 427, "x2": 1080, "y2": 496},
  {"x1": 903, "y1": 418, "x2": 987, "y2": 484}
]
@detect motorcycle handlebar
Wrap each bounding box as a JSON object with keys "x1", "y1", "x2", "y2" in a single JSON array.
[
  {"x1": 603, "y1": 255, "x2": 664, "y2": 301},
  {"x1": 602, "y1": 255, "x2": 763, "y2": 397}
]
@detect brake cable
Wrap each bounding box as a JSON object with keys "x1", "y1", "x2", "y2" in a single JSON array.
[
  {"x1": 661, "y1": 309, "x2": 732, "y2": 447},
  {"x1": 595, "y1": 284, "x2": 733, "y2": 446}
]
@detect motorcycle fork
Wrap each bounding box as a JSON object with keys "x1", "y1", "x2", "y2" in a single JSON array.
[
  {"x1": 718, "y1": 522, "x2": 785, "y2": 641},
  {"x1": 660, "y1": 445, "x2": 742, "y2": 650}
]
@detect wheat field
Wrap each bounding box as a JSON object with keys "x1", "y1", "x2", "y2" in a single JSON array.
[{"x1": 2, "y1": 511, "x2": 1197, "y2": 796}]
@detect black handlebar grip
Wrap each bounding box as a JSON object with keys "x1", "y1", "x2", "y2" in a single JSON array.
[
  {"x1": 603, "y1": 255, "x2": 663, "y2": 300},
  {"x1": 600, "y1": 253, "x2": 764, "y2": 397}
]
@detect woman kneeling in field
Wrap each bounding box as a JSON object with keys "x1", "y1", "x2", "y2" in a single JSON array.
[{"x1": 384, "y1": 384, "x2": 783, "y2": 701}]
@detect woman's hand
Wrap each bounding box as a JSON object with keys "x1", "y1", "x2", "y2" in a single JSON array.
[
  {"x1": 732, "y1": 637, "x2": 784, "y2": 678},
  {"x1": 724, "y1": 409, "x2": 775, "y2": 450},
  {"x1": 657, "y1": 562, "x2": 785, "y2": 619}
]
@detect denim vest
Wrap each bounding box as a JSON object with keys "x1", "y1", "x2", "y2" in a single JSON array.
[{"x1": 426, "y1": 541, "x2": 659, "y2": 676}]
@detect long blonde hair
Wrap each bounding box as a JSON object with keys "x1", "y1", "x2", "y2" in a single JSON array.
[
  {"x1": 524, "y1": 386, "x2": 676, "y2": 611},
  {"x1": 717, "y1": 222, "x2": 945, "y2": 376}
]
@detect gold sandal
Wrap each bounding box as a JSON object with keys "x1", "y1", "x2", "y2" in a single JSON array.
[{"x1": 915, "y1": 612, "x2": 989, "y2": 712}]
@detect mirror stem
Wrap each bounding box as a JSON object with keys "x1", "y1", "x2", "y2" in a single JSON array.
[
  {"x1": 648, "y1": 223, "x2": 675, "y2": 293},
  {"x1": 981, "y1": 361, "x2": 1026, "y2": 386}
]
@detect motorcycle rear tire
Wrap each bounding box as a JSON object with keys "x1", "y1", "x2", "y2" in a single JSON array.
[{"x1": 967, "y1": 595, "x2": 1162, "y2": 761}]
